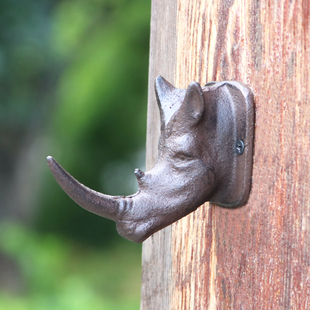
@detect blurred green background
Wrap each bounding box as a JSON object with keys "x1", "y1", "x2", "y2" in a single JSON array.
[{"x1": 0, "y1": 0, "x2": 151, "y2": 309}]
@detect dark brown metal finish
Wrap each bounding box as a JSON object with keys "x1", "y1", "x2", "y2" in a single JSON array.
[{"x1": 47, "y1": 76, "x2": 254, "y2": 243}]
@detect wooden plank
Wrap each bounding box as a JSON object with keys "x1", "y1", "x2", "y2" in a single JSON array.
[
  {"x1": 173, "y1": 0, "x2": 310, "y2": 308},
  {"x1": 142, "y1": 0, "x2": 310, "y2": 309},
  {"x1": 140, "y1": 0, "x2": 178, "y2": 309}
]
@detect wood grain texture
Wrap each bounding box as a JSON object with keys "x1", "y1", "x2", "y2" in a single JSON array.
[
  {"x1": 142, "y1": 0, "x2": 310, "y2": 309},
  {"x1": 140, "y1": 0, "x2": 177, "y2": 309}
]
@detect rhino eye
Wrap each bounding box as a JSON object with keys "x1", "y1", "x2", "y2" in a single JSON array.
[
  {"x1": 178, "y1": 154, "x2": 191, "y2": 160},
  {"x1": 175, "y1": 151, "x2": 194, "y2": 161}
]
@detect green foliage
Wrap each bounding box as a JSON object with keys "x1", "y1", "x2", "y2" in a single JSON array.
[
  {"x1": 0, "y1": 0, "x2": 150, "y2": 307},
  {"x1": 0, "y1": 222, "x2": 141, "y2": 310},
  {"x1": 36, "y1": 0, "x2": 151, "y2": 245},
  {"x1": 0, "y1": 0, "x2": 56, "y2": 126},
  {"x1": 0, "y1": 0, "x2": 58, "y2": 189}
]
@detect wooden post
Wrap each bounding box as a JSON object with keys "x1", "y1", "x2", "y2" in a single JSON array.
[{"x1": 141, "y1": 0, "x2": 310, "y2": 309}]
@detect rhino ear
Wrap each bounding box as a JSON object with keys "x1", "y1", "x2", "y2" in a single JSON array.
[
  {"x1": 155, "y1": 76, "x2": 186, "y2": 129},
  {"x1": 183, "y1": 81, "x2": 205, "y2": 125}
]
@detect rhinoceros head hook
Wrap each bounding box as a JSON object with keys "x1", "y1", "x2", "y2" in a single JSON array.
[{"x1": 47, "y1": 76, "x2": 254, "y2": 243}]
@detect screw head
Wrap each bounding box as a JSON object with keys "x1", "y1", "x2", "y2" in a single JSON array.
[{"x1": 236, "y1": 139, "x2": 245, "y2": 155}]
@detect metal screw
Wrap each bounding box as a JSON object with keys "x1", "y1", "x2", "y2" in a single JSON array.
[{"x1": 236, "y1": 139, "x2": 245, "y2": 155}]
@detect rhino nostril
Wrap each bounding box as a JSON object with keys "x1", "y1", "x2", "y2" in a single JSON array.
[{"x1": 134, "y1": 168, "x2": 145, "y2": 179}]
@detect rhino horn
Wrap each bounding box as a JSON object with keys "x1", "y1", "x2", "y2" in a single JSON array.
[{"x1": 46, "y1": 156, "x2": 128, "y2": 222}]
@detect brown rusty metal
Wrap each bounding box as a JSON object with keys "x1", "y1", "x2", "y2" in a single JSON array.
[{"x1": 47, "y1": 76, "x2": 254, "y2": 243}]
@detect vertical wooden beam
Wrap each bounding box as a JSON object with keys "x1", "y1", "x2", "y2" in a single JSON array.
[
  {"x1": 140, "y1": 1, "x2": 177, "y2": 309},
  {"x1": 142, "y1": 0, "x2": 310, "y2": 309}
]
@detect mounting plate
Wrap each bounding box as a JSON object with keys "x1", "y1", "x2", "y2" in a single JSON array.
[{"x1": 204, "y1": 81, "x2": 255, "y2": 208}]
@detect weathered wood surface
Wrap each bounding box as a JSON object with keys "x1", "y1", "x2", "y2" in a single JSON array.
[
  {"x1": 140, "y1": 0, "x2": 177, "y2": 309},
  {"x1": 141, "y1": 0, "x2": 310, "y2": 309}
]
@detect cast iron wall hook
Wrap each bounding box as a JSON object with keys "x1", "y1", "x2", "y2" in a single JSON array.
[{"x1": 47, "y1": 76, "x2": 254, "y2": 243}]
